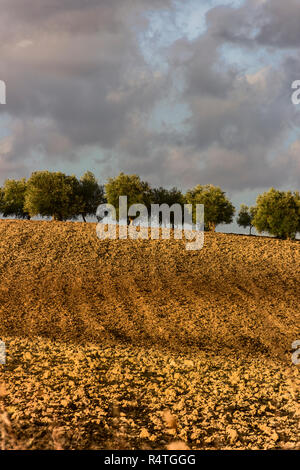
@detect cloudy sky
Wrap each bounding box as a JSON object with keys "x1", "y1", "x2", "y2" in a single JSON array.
[{"x1": 0, "y1": 0, "x2": 300, "y2": 229}]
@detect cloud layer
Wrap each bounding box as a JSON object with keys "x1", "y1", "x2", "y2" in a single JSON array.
[{"x1": 0, "y1": 0, "x2": 299, "y2": 194}]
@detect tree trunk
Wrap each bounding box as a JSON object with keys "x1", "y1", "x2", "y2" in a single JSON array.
[{"x1": 82, "y1": 214, "x2": 86, "y2": 223}]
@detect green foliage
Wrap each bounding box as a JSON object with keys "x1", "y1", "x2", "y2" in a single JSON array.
[
  {"x1": 253, "y1": 188, "x2": 300, "y2": 239},
  {"x1": 150, "y1": 187, "x2": 185, "y2": 226},
  {"x1": 185, "y1": 184, "x2": 235, "y2": 231},
  {"x1": 105, "y1": 172, "x2": 151, "y2": 221},
  {"x1": 1, "y1": 169, "x2": 299, "y2": 240},
  {"x1": 237, "y1": 204, "x2": 256, "y2": 235},
  {"x1": 78, "y1": 171, "x2": 105, "y2": 222},
  {"x1": 150, "y1": 187, "x2": 184, "y2": 206},
  {"x1": 24, "y1": 171, "x2": 81, "y2": 221},
  {"x1": 0, "y1": 178, "x2": 30, "y2": 219}
]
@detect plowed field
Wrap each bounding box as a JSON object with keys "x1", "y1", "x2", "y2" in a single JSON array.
[{"x1": 0, "y1": 220, "x2": 299, "y2": 449}]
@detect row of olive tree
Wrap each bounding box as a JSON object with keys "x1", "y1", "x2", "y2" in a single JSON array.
[
  {"x1": 237, "y1": 188, "x2": 300, "y2": 239},
  {"x1": 0, "y1": 171, "x2": 104, "y2": 222},
  {"x1": 104, "y1": 173, "x2": 235, "y2": 231},
  {"x1": 1, "y1": 171, "x2": 299, "y2": 238},
  {"x1": 0, "y1": 171, "x2": 235, "y2": 230}
]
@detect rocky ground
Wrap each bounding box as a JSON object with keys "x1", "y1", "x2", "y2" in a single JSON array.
[
  {"x1": 0, "y1": 337, "x2": 299, "y2": 450},
  {"x1": 0, "y1": 220, "x2": 299, "y2": 449}
]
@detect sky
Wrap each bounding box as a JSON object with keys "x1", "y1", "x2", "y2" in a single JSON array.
[{"x1": 0, "y1": 0, "x2": 300, "y2": 232}]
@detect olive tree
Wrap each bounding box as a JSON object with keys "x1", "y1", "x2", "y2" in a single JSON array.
[
  {"x1": 237, "y1": 204, "x2": 256, "y2": 235},
  {"x1": 105, "y1": 173, "x2": 151, "y2": 223},
  {"x1": 253, "y1": 188, "x2": 300, "y2": 239},
  {"x1": 185, "y1": 184, "x2": 235, "y2": 231},
  {"x1": 150, "y1": 187, "x2": 184, "y2": 227},
  {"x1": 0, "y1": 178, "x2": 30, "y2": 219},
  {"x1": 78, "y1": 171, "x2": 104, "y2": 222},
  {"x1": 24, "y1": 171, "x2": 81, "y2": 221}
]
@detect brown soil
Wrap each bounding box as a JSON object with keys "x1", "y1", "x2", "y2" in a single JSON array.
[
  {"x1": 0, "y1": 220, "x2": 299, "y2": 450},
  {"x1": 0, "y1": 337, "x2": 299, "y2": 450},
  {"x1": 0, "y1": 219, "x2": 299, "y2": 358}
]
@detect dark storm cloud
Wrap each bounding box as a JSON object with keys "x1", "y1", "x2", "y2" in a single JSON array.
[
  {"x1": 0, "y1": 0, "x2": 299, "y2": 192},
  {"x1": 207, "y1": 0, "x2": 300, "y2": 49},
  {"x1": 0, "y1": 0, "x2": 172, "y2": 177},
  {"x1": 0, "y1": 0, "x2": 170, "y2": 37},
  {"x1": 156, "y1": 0, "x2": 300, "y2": 190}
]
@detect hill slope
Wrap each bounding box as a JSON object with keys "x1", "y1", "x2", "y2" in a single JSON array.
[{"x1": 0, "y1": 220, "x2": 299, "y2": 359}]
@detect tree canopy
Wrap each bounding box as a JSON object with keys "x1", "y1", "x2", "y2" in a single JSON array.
[
  {"x1": 185, "y1": 184, "x2": 235, "y2": 231},
  {"x1": 237, "y1": 204, "x2": 256, "y2": 235},
  {"x1": 0, "y1": 178, "x2": 30, "y2": 219},
  {"x1": 253, "y1": 188, "x2": 300, "y2": 239},
  {"x1": 150, "y1": 187, "x2": 184, "y2": 227},
  {"x1": 150, "y1": 187, "x2": 184, "y2": 206},
  {"x1": 105, "y1": 173, "x2": 151, "y2": 221},
  {"x1": 24, "y1": 171, "x2": 81, "y2": 221},
  {"x1": 78, "y1": 171, "x2": 105, "y2": 222},
  {"x1": 0, "y1": 170, "x2": 299, "y2": 241}
]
